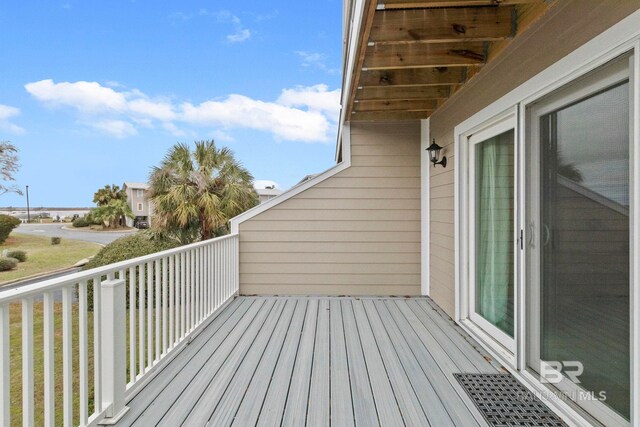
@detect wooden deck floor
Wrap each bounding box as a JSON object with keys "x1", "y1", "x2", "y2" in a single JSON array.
[{"x1": 116, "y1": 296, "x2": 502, "y2": 427}]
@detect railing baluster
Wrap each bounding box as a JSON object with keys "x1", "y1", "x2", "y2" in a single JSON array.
[
  {"x1": 129, "y1": 267, "x2": 136, "y2": 383},
  {"x1": 222, "y1": 240, "x2": 229, "y2": 300},
  {"x1": 215, "y1": 241, "x2": 220, "y2": 308},
  {"x1": 162, "y1": 257, "x2": 168, "y2": 355},
  {"x1": 206, "y1": 245, "x2": 211, "y2": 315},
  {"x1": 43, "y1": 291, "x2": 55, "y2": 427},
  {"x1": 62, "y1": 286, "x2": 73, "y2": 427},
  {"x1": 198, "y1": 248, "x2": 202, "y2": 323},
  {"x1": 186, "y1": 250, "x2": 192, "y2": 332},
  {"x1": 195, "y1": 248, "x2": 200, "y2": 324},
  {"x1": 147, "y1": 262, "x2": 153, "y2": 367},
  {"x1": 169, "y1": 255, "x2": 175, "y2": 349},
  {"x1": 79, "y1": 281, "x2": 89, "y2": 426},
  {"x1": 0, "y1": 304, "x2": 9, "y2": 427},
  {"x1": 138, "y1": 264, "x2": 145, "y2": 375},
  {"x1": 22, "y1": 298, "x2": 34, "y2": 427},
  {"x1": 180, "y1": 251, "x2": 186, "y2": 338},
  {"x1": 155, "y1": 260, "x2": 160, "y2": 362}
]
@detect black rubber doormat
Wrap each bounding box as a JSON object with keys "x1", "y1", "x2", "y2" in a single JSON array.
[{"x1": 454, "y1": 373, "x2": 567, "y2": 427}]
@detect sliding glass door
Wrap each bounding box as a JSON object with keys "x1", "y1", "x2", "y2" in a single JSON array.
[
  {"x1": 526, "y1": 54, "x2": 632, "y2": 425},
  {"x1": 468, "y1": 119, "x2": 516, "y2": 352}
]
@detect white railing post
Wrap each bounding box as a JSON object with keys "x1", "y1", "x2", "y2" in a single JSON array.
[
  {"x1": 234, "y1": 235, "x2": 240, "y2": 295},
  {"x1": 99, "y1": 278, "x2": 129, "y2": 424}
]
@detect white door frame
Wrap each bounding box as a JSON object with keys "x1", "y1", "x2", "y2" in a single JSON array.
[
  {"x1": 453, "y1": 10, "x2": 640, "y2": 426},
  {"x1": 462, "y1": 110, "x2": 519, "y2": 355},
  {"x1": 421, "y1": 119, "x2": 431, "y2": 296},
  {"x1": 525, "y1": 55, "x2": 632, "y2": 427}
]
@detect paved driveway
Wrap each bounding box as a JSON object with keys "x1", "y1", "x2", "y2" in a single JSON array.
[{"x1": 15, "y1": 223, "x2": 137, "y2": 245}]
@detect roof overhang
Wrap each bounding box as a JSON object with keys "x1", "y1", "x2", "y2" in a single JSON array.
[{"x1": 336, "y1": 0, "x2": 553, "y2": 160}]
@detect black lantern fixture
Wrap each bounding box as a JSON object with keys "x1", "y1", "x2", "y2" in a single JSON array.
[{"x1": 426, "y1": 139, "x2": 447, "y2": 168}]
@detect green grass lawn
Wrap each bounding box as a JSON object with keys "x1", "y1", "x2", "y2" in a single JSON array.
[{"x1": 0, "y1": 233, "x2": 102, "y2": 284}]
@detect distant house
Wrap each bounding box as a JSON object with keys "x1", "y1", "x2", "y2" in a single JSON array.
[
  {"x1": 254, "y1": 185, "x2": 283, "y2": 203},
  {"x1": 122, "y1": 182, "x2": 152, "y2": 227}
]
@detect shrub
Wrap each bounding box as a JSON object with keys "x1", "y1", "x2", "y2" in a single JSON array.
[
  {"x1": 83, "y1": 233, "x2": 180, "y2": 310},
  {"x1": 51, "y1": 237, "x2": 61, "y2": 245},
  {"x1": 0, "y1": 214, "x2": 21, "y2": 244},
  {"x1": 6, "y1": 250, "x2": 26, "y2": 262},
  {"x1": 72, "y1": 217, "x2": 91, "y2": 228},
  {"x1": 0, "y1": 257, "x2": 18, "y2": 271}
]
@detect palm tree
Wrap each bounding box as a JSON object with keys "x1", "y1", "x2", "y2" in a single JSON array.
[
  {"x1": 93, "y1": 199, "x2": 134, "y2": 228},
  {"x1": 148, "y1": 140, "x2": 259, "y2": 243},
  {"x1": 93, "y1": 184, "x2": 126, "y2": 206}
]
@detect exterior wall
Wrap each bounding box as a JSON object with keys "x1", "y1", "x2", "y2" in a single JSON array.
[
  {"x1": 125, "y1": 188, "x2": 150, "y2": 217},
  {"x1": 238, "y1": 121, "x2": 421, "y2": 295},
  {"x1": 427, "y1": 0, "x2": 640, "y2": 317}
]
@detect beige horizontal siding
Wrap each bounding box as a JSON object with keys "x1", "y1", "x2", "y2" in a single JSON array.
[
  {"x1": 428, "y1": 0, "x2": 639, "y2": 317},
  {"x1": 238, "y1": 121, "x2": 421, "y2": 295}
]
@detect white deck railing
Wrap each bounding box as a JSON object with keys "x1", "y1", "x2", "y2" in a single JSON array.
[{"x1": 0, "y1": 233, "x2": 239, "y2": 427}]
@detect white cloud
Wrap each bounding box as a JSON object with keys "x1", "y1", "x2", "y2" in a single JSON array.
[
  {"x1": 128, "y1": 99, "x2": 176, "y2": 121},
  {"x1": 91, "y1": 120, "x2": 137, "y2": 138},
  {"x1": 162, "y1": 122, "x2": 187, "y2": 137},
  {"x1": 199, "y1": 9, "x2": 252, "y2": 43},
  {"x1": 295, "y1": 51, "x2": 340, "y2": 75},
  {"x1": 0, "y1": 104, "x2": 25, "y2": 134},
  {"x1": 254, "y1": 180, "x2": 280, "y2": 189},
  {"x1": 181, "y1": 92, "x2": 333, "y2": 142},
  {"x1": 25, "y1": 79, "x2": 339, "y2": 142},
  {"x1": 25, "y1": 79, "x2": 127, "y2": 113},
  {"x1": 227, "y1": 28, "x2": 251, "y2": 43},
  {"x1": 277, "y1": 84, "x2": 341, "y2": 122}
]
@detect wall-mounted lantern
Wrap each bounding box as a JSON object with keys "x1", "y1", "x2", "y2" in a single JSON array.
[{"x1": 426, "y1": 139, "x2": 447, "y2": 168}]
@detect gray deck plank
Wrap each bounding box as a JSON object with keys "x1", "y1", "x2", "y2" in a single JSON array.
[
  {"x1": 209, "y1": 299, "x2": 297, "y2": 426},
  {"x1": 125, "y1": 298, "x2": 259, "y2": 427},
  {"x1": 371, "y1": 300, "x2": 456, "y2": 427},
  {"x1": 329, "y1": 300, "x2": 355, "y2": 427},
  {"x1": 281, "y1": 299, "x2": 319, "y2": 426},
  {"x1": 383, "y1": 300, "x2": 485, "y2": 427},
  {"x1": 411, "y1": 299, "x2": 500, "y2": 372},
  {"x1": 351, "y1": 300, "x2": 405, "y2": 426},
  {"x1": 254, "y1": 300, "x2": 308, "y2": 427},
  {"x1": 307, "y1": 299, "x2": 331, "y2": 427},
  {"x1": 182, "y1": 299, "x2": 285, "y2": 426},
  {"x1": 233, "y1": 300, "x2": 306, "y2": 427},
  {"x1": 117, "y1": 296, "x2": 500, "y2": 427},
  {"x1": 361, "y1": 300, "x2": 431, "y2": 426},
  {"x1": 156, "y1": 298, "x2": 275, "y2": 426},
  {"x1": 395, "y1": 300, "x2": 478, "y2": 376},
  {"x1": 341, "y1": 300, "x2": 379, "y2": 427}
]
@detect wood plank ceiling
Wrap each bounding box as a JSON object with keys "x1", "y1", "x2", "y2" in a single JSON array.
[{"x1": 348, "y1": 0, "x2": 552, "y2": 121}]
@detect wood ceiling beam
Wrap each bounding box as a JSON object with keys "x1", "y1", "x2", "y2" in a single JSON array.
[
  {"x1": 346, "y1": 0, "x2": 379, "y2": 117},
  {"x1": 359, "y1": 67, "x2": 466, "y2": 87},
  {"x1": 378, "y1": 0, "x2": 542, "y2": 9},
  {"x1": 363, "y1": 41, "x2": 486, "y2": 69},
  {"x1": 354, "y1": 98, "x2": 440, "y2": 112},
  {"x1": 370, "y1": 6, "x2": 513, "y2": 45},
  {"x1": 356, "y1": 85, "x2": 451, "y2": 101},
  {"x1": 351, "y1": 110, "x2": 432, "y2": 121}
]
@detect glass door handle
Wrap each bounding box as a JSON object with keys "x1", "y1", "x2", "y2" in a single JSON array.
[
  {"x1": 528, "y1": 223, "x2": 535, "y2": 248},
  {"x1": 542, "y1": 223, "x2": 551, "y2": 246}
]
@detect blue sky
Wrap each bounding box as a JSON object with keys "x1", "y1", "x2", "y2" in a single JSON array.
[{"x1": 0, "y1": 1, "x2": 343, "y2": 207}]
